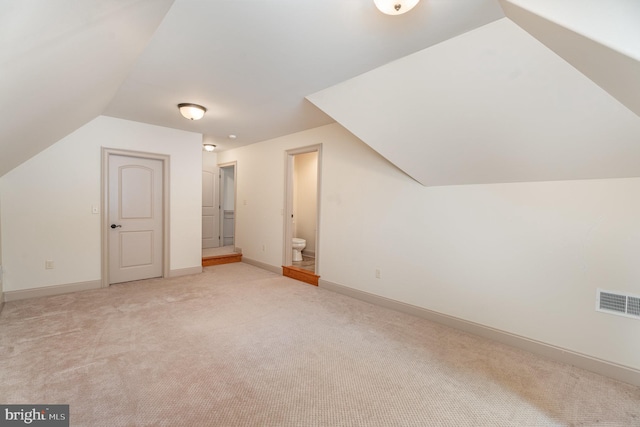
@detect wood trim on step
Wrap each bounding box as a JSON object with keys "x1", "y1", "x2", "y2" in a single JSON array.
[
  {"x1": 202, "y1": 253, "x2": 242, "y2": 267},
  {"x1": 282, "y1": 265, "x2": 319, "y2": 286}
]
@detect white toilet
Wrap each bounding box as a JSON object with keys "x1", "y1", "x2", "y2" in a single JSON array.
[{"x1": 292, "y1": 238, "x2": 306, "y2": 262}]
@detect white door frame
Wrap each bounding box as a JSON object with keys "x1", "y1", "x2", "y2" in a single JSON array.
[
  {"x1": 283, "y1": 144, "x2": 322, "y2": 271},
  {"x1": 101, "y1": 148, "x2": 170, "y2": 287},
  {"x1": 218, "y1": 161, "x2": 237, "y2": 249}
]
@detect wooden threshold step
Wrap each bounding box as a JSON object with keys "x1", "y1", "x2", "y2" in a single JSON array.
[
  {"x1": 202, "y1": 253, "x2": 242, "y2": 267},
  {"x1": 282, "y1": 265, "x2": 319, "y2": 286}
]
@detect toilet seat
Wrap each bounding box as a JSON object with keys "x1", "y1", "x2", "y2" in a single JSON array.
[{"x1": 292, "y1": 238, "x2": 306, "y2": 262}]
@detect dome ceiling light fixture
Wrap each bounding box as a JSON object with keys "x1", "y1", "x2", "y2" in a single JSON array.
[
  {"x1": 203, "y1": 144, "x2": 216, "y2": 152},
  {"x1": 374, "y1": 0, "x2": 420, "y2": 15},
  {"x1": 178, "y1": 103, "x2": 207, "y2": 120}
]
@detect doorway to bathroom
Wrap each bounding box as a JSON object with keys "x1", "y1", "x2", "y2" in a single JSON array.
[{"x1": 282, "y1": 145, "x2": 321, "y2": 285}]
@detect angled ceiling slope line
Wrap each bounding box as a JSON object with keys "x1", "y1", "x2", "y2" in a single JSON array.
[
  {"x1": 500, "y1": 0, "x2": 640, "y2": 119},
  {"x1": 0, "y1": 0, "x2": 175, "y2": 177},
  {"x1": 307, "y1": 18, "x2": 640, "y2": 187},
  {"x1": 102, "y1": 0, "x2": 505, "y2": 152}
]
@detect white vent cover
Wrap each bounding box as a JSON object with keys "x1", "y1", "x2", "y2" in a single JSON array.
[{"x1": 597, "y1": 289, "x2": 640, "y2": 319}]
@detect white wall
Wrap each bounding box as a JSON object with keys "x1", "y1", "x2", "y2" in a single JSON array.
[
  {"x1": 218, "y1": 122, "x2": 640, "y2": 372},
  {"x1": 202, "y1": 150, "x2": 218, "y2": 170},
  {"x1": 0, "y1": 193, "x2": 3, "y2": 302},
  {"x1": 0, "y1": 116, "x2": 202, "y2": 292},
  {"x1": 293, "y1": 152, "x2": 317, "y2": 255}
]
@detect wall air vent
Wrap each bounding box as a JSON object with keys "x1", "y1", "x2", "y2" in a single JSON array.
[{"x1": 597, "y1": 289, "x2": 640, "y2": 320}]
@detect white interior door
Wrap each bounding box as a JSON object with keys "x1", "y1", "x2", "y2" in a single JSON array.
[
  {"x1": 108, "y1": 154, "x2": 163, "y2": 284},
  {"x1": 202, "y1": 168, "x2": 219, "y2": 249}
]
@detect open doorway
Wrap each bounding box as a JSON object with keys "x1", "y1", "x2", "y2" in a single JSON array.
[
  {"x1": 283, "y1": 145, "x2": 321, "y2": 285},
  {"x1": 219, "y1": 163, "x2": 236, "y2": 250},
  {"x1": 202, "y1": 159, "x2": 238, "y2": 261}
]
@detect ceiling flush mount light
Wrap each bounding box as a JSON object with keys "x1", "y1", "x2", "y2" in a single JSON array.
[
  {"x1": 374, "y1": 0, "x2": 420, "y2": 15},
  {"x1": 178, "y1": 103, "x2": 206, "y2": 120},
  {"x1": 203, "y1": 144, "x2": 216, "y2": 152}
]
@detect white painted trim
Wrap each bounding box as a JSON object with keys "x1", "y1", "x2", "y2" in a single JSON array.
[
  {"x1": 3, "y1": 280, "x2": 102, "y2": 302},
  {"x1": 242, "y1": 257, "x2": 282, "y2": 275},
  {"x1": 319, "y1": 278, "x2": 640, "y2": 388},
  {"x1": 101, "y1": 148, "x2": 171, "y2": 287},
  {"x1": 169, "y1": 266, "x2": 203, "y2": 277},
  {"x1": 283, "y1": 152, "x2": 293, "y2": 267}
]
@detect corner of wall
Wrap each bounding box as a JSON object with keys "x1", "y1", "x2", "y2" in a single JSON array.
[{"x1": 0, "y1": 180, "x2": 4, "y2": 313}]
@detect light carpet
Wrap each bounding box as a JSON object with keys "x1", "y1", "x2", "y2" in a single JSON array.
[{"x1": 0, "y1": 263, "x2": 638, "y2": 426}]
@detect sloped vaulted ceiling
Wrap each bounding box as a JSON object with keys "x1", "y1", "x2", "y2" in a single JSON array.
[
  {"x1": 1, "y1": 0, "x2": 638, "y2": 186},
  {"x1": 0, "y1": 0, "x2": 174, "y2": 176},
  {"x1": 0, "y1": 0, "x2": 505, "y2": 177},
  {"x1": 308, "y1": 0, "x2": 640, "y2": 186},
  {"x1": 501, "y1": 0, "x2": 640, "y2": 118}
]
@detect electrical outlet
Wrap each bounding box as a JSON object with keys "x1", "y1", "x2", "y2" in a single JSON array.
[
  {"x1": 92, "y1": 205, "x2": 100, "y2": 214},
  {"x1": 45, "y1": 260, "x2": 54, "y2": 270},
  {"x1": 262, "y1": 244, "x2": 266, "y2": 252},
  {"x1": 375, "y1": 269, "x2": 381, "y2": 279}
]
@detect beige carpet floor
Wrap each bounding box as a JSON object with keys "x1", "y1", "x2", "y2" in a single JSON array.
[{"x1": 1, "y1": 263, "x2": 639, "y2": 426}]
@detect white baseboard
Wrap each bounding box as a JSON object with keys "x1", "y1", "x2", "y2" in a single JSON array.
[
  {"x1": 4, "y1": 280, "x2": 102, "y2": 302},
  {"x1": 2, "y1": 267, "x2": 201, "y2": 303},
  {"x1": 319, "y1": 279, "x2": 640, "y2": 388},
  {"x1": 169, "y1": 266, "x2": 202, "y2": 277},
  {"x1": 0, "y1": 261, "x2": 265, "y2": 304},
  {"x1": 242, "y1": 257, "x2": 282, "y2": 275}
]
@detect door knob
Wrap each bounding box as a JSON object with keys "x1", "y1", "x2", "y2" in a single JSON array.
[{"x1": 110, "y1": 224, "x2": 122, "y2": 229}]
